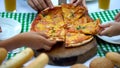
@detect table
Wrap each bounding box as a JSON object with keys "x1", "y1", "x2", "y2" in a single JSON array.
[{"x1": 0, "y1": 0, "x2": 120, "y2": 68}]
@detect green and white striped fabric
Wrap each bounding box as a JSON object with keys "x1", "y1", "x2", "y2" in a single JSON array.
[
  {"x1": 0, "y1": 9, "x2": 120, "y2": 59},
  {"x1": 0, "y1": 12, "x2": 36, "y2": 32}
]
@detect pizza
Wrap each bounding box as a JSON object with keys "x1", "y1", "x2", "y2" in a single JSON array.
[{"x1": 31, "y1": 4, "x2": 100, "y2": 47}]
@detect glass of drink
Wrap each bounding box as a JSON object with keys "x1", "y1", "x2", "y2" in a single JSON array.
[
  {"x1": 4, "y1": 0, "x2": 16, "y2": 12},
  {"x1": 98, "y1": 0, "x2": 110, "y2": 10}
]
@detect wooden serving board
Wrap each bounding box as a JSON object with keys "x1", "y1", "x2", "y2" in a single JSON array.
[{"x1": 35, "y1": 38, "x2": 97, "y2": 66}]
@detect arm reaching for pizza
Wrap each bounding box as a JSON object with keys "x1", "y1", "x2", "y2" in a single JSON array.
[
  {"x1": 27, "y1": 0, "x2": 53, "y2": 11},
  {"x1": 99, "y1": 22, "x2": 120, "y2": 36},
  {"x1": 0, "y1": 32, "x2": 56, "y2": 51}
]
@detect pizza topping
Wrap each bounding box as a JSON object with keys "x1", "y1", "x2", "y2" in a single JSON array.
[{"x1": 76, "y1": 26, "x2": 86, "y2": 30}]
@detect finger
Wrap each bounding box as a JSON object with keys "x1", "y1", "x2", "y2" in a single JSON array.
[
  {"x1": 36, "y1": 32, "x2": 49, "y2": 38},
  {"x1": 0, "y1": 26, "x2": 2, "y2": 32},
  {"x1": 100, "y1": 28, "x2": 111, "y2": 36},
  {"x1": 70, "y1": 0, "x2": 76, "y2": 3},
  {"x1": 45, "y1": 0, "x2": 54, "y2": 8},
  {"x1": 82, "y1": 0, "x2": 87, "y2": 8},
  {"x1": 38, "y1": 0, "x2": 47, "y2": 9},
  {"x1": 116, "y1": 17, "x2": 120, "y2": 22},
  {"x1": 44, "y1": 40, "x2": 56, "y2": 46},
  {"x1": 73, "y1": 0, "x2": 82, "y2": 6},
  {"x1": 27, "y1": 0, "x2": 39, "y2": 11},
  {"x1": 42, "y1": 45, "x2": 52, "y2": 50},
  {"x1": 33, "y1": 0, "x2": 43, "y2": 11},
  {"x1": 98, "y1": 27, "x2": 104, "y2": 35},
  {"x1": 99, "y1": 23, "x2": 111, "y2": 28},
  {"x1": 37, "y1": 35, "x2": 56, "y2": 46},
  {"x1": 115, "y1": 13, "x2": 120, "y2": 20}
]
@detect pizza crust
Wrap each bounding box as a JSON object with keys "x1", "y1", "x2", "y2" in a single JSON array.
[{"x1": 65, "y1": 36, "x2": 93, "y2": 47}]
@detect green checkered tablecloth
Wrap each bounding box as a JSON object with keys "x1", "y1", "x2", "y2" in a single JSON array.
[{"x1": 0, "y1": 9, "x2": 120, "y2": 59}]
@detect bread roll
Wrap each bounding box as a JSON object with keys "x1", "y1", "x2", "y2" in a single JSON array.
[
  {"x1": 0, "y1": 48, "x2": 7, "y2": 64},
  {"x1": 25, "y1": 53, "x2": 49, "y2": 68},
  {"x1": 0, "y1": 47, "x2": 34, "y2": 68},
  {"x1": 106, "y1": 52, "x2": 120, "y2": 67},
  {"x1": 90, "y1": 57, "x2": 114, "y2": 68},
  {"x1": 71, "y1": 64, "x2": 88, "y2": 68}
]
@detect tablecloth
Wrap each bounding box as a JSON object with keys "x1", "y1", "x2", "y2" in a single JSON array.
[{"x1": 0, "y1": 9, "x2": 120, "y2": 60}]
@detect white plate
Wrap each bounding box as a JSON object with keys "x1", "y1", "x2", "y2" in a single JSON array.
[
  {"x1": 97, "y1": 35, "x2": 120, "y2": 44},
  {"x1": 0, "y1": 18, "x2": 21, "y2": 40}
]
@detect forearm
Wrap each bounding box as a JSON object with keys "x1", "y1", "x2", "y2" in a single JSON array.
[{"x1": 0, "y1": 36, "x2": 24, "y2": 51}]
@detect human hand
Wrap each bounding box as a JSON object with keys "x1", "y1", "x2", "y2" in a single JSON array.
[
  {"x1": 70, "y1": 0, "x2": 87, "y2": 8},
  {"x1": 27, "y1": 0, "x2": 53, "y2": 11},
  {"x1": 115, "y1": 12, "x2": 120, "y2": 22},
  {"x1": 16, "y1": 32, "x2": 56, "y2": 50},
  {"x1": 0, "y1": 26, "x2": 2, "y2": 32},
  {"x1": 99, "y1": 22, "x2": 120, "y2": 36}
]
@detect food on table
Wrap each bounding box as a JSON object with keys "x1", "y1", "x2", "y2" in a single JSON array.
[
  {"x1": 25, "y1": 53, "x2": 49, "y2": 68},
  {"x1": 71, "y1": 64, "x2": 88, "y2": 68},
  {"x1": 106, "y1": 52, "x2": 120, "y2": 67},
  {"x1": 89, "y1": 57, "x2": 114, "y2": 68},
  {"x1": 0, "y1": 48, "x2": 34, "y2": 68},
  {"x1": 0, "y1": 48, "x2": 7, "y2": 64},
  {"x1": 31, "y1": 4, "x2": 101, "y2": 47}
]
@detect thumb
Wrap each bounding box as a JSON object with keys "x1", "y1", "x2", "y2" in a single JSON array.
[
  {"x1": 46, "y1": 40, "x2": 56, "y2": 46},
  {"x1": 70, "y1": 0, "x2": 76, "y2": 3},
  {"x1": 100, "y1": 23, "x2": 111, "y2": 28},
  {"x1": 100, "y1": 28, "x2": 111, "y2": 36},
  {"x1": 36, "y1": 32, "x2": 49, "y2": 38}
]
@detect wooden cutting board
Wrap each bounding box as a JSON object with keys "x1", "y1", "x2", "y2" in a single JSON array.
[{"x1": 35, "y1": 38, "x2": 97, "y2": 66}]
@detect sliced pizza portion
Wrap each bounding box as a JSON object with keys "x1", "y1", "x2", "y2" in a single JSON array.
[
  {"x1": 30, "y1": 9, "x2": 54, "y2": 32},
  {"x1": 78, "y1": 19, "x2": 101, "y2": 35},
  {"x1": 65, "y1": 15, "x2": 94, "y2": 33},
  {"x1": 61, "y1": 4, "x2": 87, "y2": 23},
  {"x1": 65, "y1": 32, "x2": 93, "y2": 47},
  {"x1": 41, "y1": 6, "x2": 65, "y2": 27},
  {"x1": 48, "y1": 27, "x2": 66, "y2": 41}
]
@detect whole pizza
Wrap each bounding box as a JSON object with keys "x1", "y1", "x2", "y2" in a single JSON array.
[{"x1": 31, "y1": 4, "x2": 100, "y2": 47}]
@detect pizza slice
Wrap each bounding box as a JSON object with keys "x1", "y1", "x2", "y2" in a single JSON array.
[
  {"x1": 61, "y1": 4, "x2": 86, "y2": 23},
  {"x1": 65, "y1": 16, "x2": 94, "y2": 33},
  {"x1": 48, "y1": 27, "x2": 66, "y2": 41},
  {"x1": 78, "y1": 19, "x2": 101, "y2": 35},
  {"x1": 41, "y1": 6, "x2": 65, "y2": 27},
  {"x1": 65, "y1": 31, "x2": 93, "y2": 47}
]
